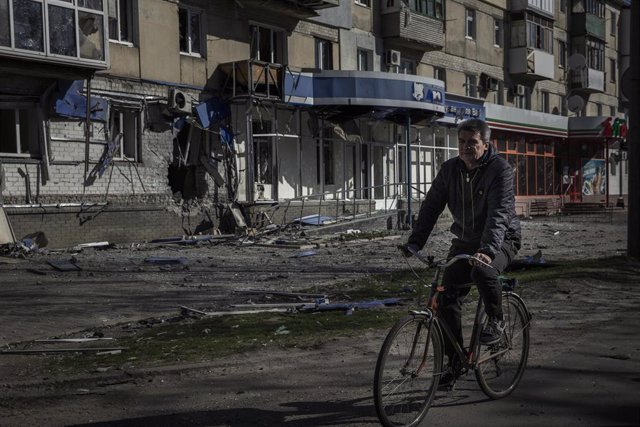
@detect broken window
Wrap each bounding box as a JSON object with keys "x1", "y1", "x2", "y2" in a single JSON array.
[
  {"x1": 13, "y1": 0, "x2": 44, "y2": 52},
  {"x1": 49, "y1": 4, "x2": 77, "y2": 56},
  {"x1": 179, "y1": 5, "x2": 201, "y2": 55},
  {"x1": 0, "y1": 0, "x2": 10, "y2": 47},
  {"x1": 109, "y1": 107, "x2": 140, "y2": 161},
  {"x1": 0, "y1": 108, "x2": 40, "y2": 157},
  {"x1": 79, "y1": 11, "x2": 105, "y2": 60},
  {"x1": 108, "y1": 0, "x2": 134, "y2": 43},
  {"x1": 250, "y1": 25, "x2": 284, "y2": 63}
]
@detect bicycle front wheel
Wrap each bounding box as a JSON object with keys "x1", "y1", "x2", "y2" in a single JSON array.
[
  {"x1": 475, "y1": 293, "x2": 530, "y2": 399},
  {"x1": 374, "y1": 314, "x2": 443, "y2": 427}
]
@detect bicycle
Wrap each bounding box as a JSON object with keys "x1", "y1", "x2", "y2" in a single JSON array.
[{"x1": 373, "y1": 248, "x2": 532, "y2": 427}]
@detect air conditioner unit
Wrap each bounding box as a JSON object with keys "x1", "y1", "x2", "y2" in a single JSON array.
[
  {"x1": 486, "y1": 78, "x2": 499, "y2": 91},
  {"x1": 515, "y1": 84, "x2": 526, "y2": 96},
  {"x1": 168, "y1": 88, "x2": 192, "y2": 114},
  {"x1": 385, "y1": 49, "x2": 401, "y2": 67}
]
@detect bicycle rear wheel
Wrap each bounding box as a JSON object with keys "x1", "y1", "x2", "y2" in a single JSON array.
[
  {"x1": 475, "y1": 293, "x2": 530, "y2": 399},
  {"x1": 374, "y1": 314, "x2": 443, "y2": 427}
]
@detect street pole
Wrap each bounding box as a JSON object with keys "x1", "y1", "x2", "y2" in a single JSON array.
[
  {"x1": 405, "y1": 115, "x2": 412, "y2": 228},
  {"x1": 628, "y1": 1, "x2": 640, "y2": 258}
]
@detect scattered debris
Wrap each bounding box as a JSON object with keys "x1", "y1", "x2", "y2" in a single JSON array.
[
  {"x1": 35, "y1": 338, "x2": 113, "y2": 343},
  {"x1": 1, "y1": 347, "x2": 126, "y2": 355},
  {"x1": 180, "y1": 305, "x2": 290, "y2": 316},
  {"x1": 291, "y1": 250, "x2": 317, "y2": 258},
  {"x1": 274, "y1": 325, "x2": 290, "y2": 335},
  {"x1": 233, "y1": 289, "x2": 327, "y2": 299},
  {"x1": 144, "y1": 256, "x2": 188, "y2": 265},
  {"x1": 73, "y1": 241, "x2": 111, "y2": 251},
  {"x1": 293, "y1": 214, "x2": 336, "y2": 226},
  {"x1": 47, "y1": 259, "x2": 82, "y2": 272}
]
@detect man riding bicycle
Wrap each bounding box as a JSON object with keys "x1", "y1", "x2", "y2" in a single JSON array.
[{"x1": 401, "y1": 118, "x2": 521, "y2": 384}]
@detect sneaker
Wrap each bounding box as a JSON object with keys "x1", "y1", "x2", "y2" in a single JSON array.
[
  {"x1": 437, "y1": 364, "x2": 461, "y2": 391},
  {"x1": 480, "y1": 317, "x2": 505, "y2": 346}
]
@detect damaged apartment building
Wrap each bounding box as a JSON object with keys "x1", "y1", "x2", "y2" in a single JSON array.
[{"x1": 0, "y1": 0, "x2": 631, "y2": 247}]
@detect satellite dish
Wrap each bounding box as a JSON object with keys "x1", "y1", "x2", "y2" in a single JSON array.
[
  {"x1": 568, "y1": 53, "x2": 587, "y2": 70},
  {"x1": 567, "y1": 95, "x2": 585, "y2": 113}
]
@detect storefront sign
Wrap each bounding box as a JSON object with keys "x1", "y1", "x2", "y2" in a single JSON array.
[{"x1": 582, "y1": 159, "x2": 606, "y2": 196}]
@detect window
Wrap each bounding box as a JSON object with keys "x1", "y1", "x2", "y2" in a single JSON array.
[
  {"x1": 494, "y1": 19, "x2": 503, "y2": 47},
  {"x1": 586, "y1": 38, "x2": 604, "y2": 71},
  {"x1": 110, "y1": 107, "x2": 140, "y2": 161},
  {"x1": 610, "y1": 58, "x2": 616, "y2": 82},
  {"x1": 400, "y1": 58, "x2": 415, "y2": 75},
  {"x1": 355, "y1": 0, "x2": 371, "y2": 6},
  {"x1": 465, "y1": 74, "x2": 477, "y2": 98},
  {"x1": 250, "y1": 25, "x2": 285, "y2": 63},
  {"x1": 465, "y1": 8, "x2": 476, "y2": 39},
  {"x1": 596, "y1": 103, "x2": 603, "y2": 116},
  {"x1": 560, "y1": 0, "x2": 567, "y2": 13},
  {"x1": 107, "y1": 0, "x2": 134, "y2": 43},
  {"x1": 317, "y1": 140, "x2": 334, "y2": 185},
  {"x1": 610, "y1": 105, "x2": 616, "y2": 116},
  {"x1": 558, "y1": 40, "x2": 566, "y2": 67},
  {"x1": 179, "y1": 6, "x2": 201, "y2": 55},
  {"x1": 0, "y1": 108, "x2": 39, "y2": 157},
  {"x1": 315, "y1": 38, "x2": 333, "y2": 70},
  {"x1": 357, "y1": 48, "x2": 371, "y2": 71},
  {"x1": 407, "y1": 0, "x2": 444, "y2": 20},
  {"x1": 585, "y1": 0, "x2": 605, "y2": 18},
  {"x1": 541, "y1": 91, "x2": 550, "y2": 113},
  {"x1": 434, "y1": 67, "x2": 446, "y2": 84},
  {"x1": 610, "y1": 11, "x2": 617, "y2": 37}
]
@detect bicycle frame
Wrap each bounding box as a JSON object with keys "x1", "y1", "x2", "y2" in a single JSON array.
[{"x1": 407, "y1": 252, "x2": 512, "y2": 375}]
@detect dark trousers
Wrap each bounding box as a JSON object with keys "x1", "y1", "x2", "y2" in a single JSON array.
[{"x1": 440, "y1": 243, "x2": 515, "y2": 364}]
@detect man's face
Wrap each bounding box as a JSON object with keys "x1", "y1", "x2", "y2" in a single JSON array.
[{"x1": 458, "y1": 129, "x2": 488, "y2": 168}]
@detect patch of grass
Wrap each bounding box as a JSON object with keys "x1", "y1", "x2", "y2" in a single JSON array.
[
  {"x1": 506, "y1": 256, "x2": 639, "y2": 284},
  {"x1": 51, "y1": 309, "x2": 402, "y2": 373}
]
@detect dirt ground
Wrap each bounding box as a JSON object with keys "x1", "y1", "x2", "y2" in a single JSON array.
[{"x1": 0, "y1": 212, "x2": 638, "y2": 426}]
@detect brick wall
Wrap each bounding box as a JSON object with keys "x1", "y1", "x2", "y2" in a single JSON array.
[{"x1": 6, "y1": 204, "x2": 215, "y2": 248}]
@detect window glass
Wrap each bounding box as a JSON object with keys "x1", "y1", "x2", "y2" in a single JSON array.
[
  {"x1": 0, "y1": 0, "x2": 9, "y2": 47},
  {"x1": 49, "y1": 5, "x2": 77, "y2": 56},
  {"x1": 78, "y1": 11, "x2": 104, "y2": 59},
  {"x1": 13, "y1": 0, "x2": 44, "y2": 52},
  {"x1": 78, "y1": 0, "x2": 103, "y2": 10},
  {"x1": 466, "y1": 9, "x2": 475, "y2": 38},
  {"x1": 517, "y1": 155, "x2": 526, "y2": 195}
]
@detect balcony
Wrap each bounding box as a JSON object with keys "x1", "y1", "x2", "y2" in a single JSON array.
[
  {"x1": 510, "y1": 0, "x2": 555, "y2": 19},
  {"x1": 509, "y1": 48, "x2": 554, "y2": 81},
  {"x1": 0, "y1": 0, "x2": 108, "y2": 71},
  {"x1": 239, "y1": 0, "x2": 339, "y2": 18},
  {"x1": 571, "y1": 13, "x2": 606, "y2": 40},
  {"x1": 570, "y1": 67, "x2": 605, "y2": 93},
  {"x1": 219, "y1": 60, "x2": 284, "y2": 101},
  {"x1": 381, "y1": 9, "x2": 445, "y2": 51}
]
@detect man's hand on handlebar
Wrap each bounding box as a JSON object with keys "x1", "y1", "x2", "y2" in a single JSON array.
[{"x1": 469, "y1": 252, "x2": 492, "y2": 267}]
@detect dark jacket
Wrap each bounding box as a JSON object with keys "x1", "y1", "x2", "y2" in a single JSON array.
[{"x1": 408, "y1": 144, "x2": 521, "y2": 260}]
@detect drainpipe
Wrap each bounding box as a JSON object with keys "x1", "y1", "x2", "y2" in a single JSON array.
[
  {"x1": 83, "y1": 75, "x2": 92, "y2": 183},
  {"x1": 405, "y1": 114, "x2": 412, "y2": 227},
  {"x1": 628, "y1": 1, "x2": 640, "y2": 258}
]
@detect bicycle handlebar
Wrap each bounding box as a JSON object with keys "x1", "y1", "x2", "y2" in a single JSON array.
[{"x1": 403, "y1": 245, "x2": 499, "y2": 273}]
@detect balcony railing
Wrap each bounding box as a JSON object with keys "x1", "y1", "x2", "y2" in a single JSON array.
[
  {"x1": 219, "y1": 60, "x2": 284, "y2": 100},
  {"x1": 570, "y1": 67, "x2": 605, "y2": 93},
  {"x1": 381, "y1": 9, "x2": 445, "y2": 51},
  {"x1": 509, "y1": 47, "x2": 554, "y2": 80},
  {"x1": 571, "y1": 12, "x2": 606, "y2": 40}
]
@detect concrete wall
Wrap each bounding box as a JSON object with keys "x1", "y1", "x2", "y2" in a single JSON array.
[{"x1": 138, "y1": 0, "x2": 181, "y2": 83}]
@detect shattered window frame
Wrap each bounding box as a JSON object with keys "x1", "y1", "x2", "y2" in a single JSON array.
[
  {"x1": 0, "y1": 0, "x2": 108, "y2": 67},
  {"x1": 109, "y1": 106, "x2": 141, "y2": 162}
]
